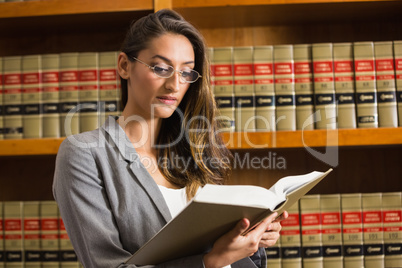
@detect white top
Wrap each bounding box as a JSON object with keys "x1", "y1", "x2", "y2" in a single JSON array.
[{"x1": 158, "y1": 185, "x2": 231, "y2": 268}]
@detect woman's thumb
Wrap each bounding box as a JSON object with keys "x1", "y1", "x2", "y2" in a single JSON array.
[{"x1": 232, "y1": 218, "x2": 250, "y2": 237}]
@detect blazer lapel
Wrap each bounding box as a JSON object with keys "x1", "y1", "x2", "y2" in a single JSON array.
[{"x1": 102, "y1": 116, "x2": 172, "y2": 223}]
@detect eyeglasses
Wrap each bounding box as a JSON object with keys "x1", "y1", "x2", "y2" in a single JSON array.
[{"x1": 131, "y1": 56, "x2": 201, "y2": 83}]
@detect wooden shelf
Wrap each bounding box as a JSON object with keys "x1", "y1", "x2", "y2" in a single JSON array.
[
  {"x1": 0, "y1": 0, "x2": 153, "y2": 18},
  {"x1": 0, "y1": 128, "x2": 401, "y2": 156}
]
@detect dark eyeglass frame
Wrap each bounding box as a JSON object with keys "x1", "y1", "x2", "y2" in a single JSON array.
[{"x1": 130, "y1": 56, "x2": 202, "y2": 83}]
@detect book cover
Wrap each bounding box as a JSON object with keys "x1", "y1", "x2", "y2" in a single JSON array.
[
  {"x1": 374, "y1": 41, "x2": 398, "y2": 128},
  {"x1": 394, "y1": 41, "x2": 402, "y2": 127},
  {"x1": 3, "y1": 56, "x2": 23, "y2": 139},
  {"x1": 78, "y1": 52, "x2": 99, "y2": 133},
  {"x1": 40, "y1": 201, "x2": 60, "y2": 268},
  {"x1": 99, "y1": 51, "x2": 119, "y2": 125},
  {"x1": 353, "y1": 41, "x2": 378, "y2": 128},
  {"x1": 341, "y1": 193, "x2": 364, "y2": 268},
  {"x1": 4, "y1": 201, "x2": 24, "y2": 267},
  {"x1": 23, "y1": 201, "x2": 41, "y2": 268},
  {"x1": 22, "y1": 55, "x2": 42, "y2": 139},
  {"x1": 362, "y1": 193, "x2": 385, "y2": 268},
  {"x1": 59, "y1": 218, "x2": 79, "y2": 268},
  {"x1": 59, "y1": 52, "x2": 80, "y2": 137},
  {"x1": 382, "y1": 192, "x2": 402, "y2": 268},
  {"x1": 312, "y1": 43, "x2": 337, "y2": 130},
  {"x1": 273, "y1": 45, "x2": 296, "y2": 131},
  {"x1": 233, "y1": 46, "x2": 256, "y2": 132},
  {"x1": 126, "y1": 169, "x2": 332, "y2": 265},
  {"x1": 0, "y1": 202, "x2": 4, "y2": 268},
  {"x1": 280, "y1": 202, "x2": 302, "y2": 268},
  {"x1": 42, "y1": 54, "x2": 61, "y2": 138},
  {"x1": 212, "y1": 47, "x2": 235, "y2": 132},
  {"x1": 333, "y1": 43, "x2": 357, "y2": 129},
  {"x1": 299, "y1": 195, "x2": 323, "y2": 268},
  {"x1": 266, "y1": 235, "x2": 281, "y2": 268},
  {"x1": 253, "y1": 45, "x2": 275, "y2": 132},
  {"x1": 0, "y1": 57, "x2": 3, "y2": 140},
  {"x1": 320, "y1": 194, "x2": 343, "y2": 268},
  {"x1": 293, "y1": 44, "x2": 314, "y2": 131}
]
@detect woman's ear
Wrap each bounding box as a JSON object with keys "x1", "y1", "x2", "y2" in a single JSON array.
[{"x1": 117, "y1": 52, "x2": 130, "y2": 79}]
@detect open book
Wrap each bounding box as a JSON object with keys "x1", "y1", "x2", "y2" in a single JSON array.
[{"x1": 126, "y1": 168, "x2": 333, "y2": 265}]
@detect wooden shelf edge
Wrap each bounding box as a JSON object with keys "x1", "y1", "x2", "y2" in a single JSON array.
[
  {"x1": 172, "y1": 0, "x2": 394, "y2": 8},
  {"x1": 0, "y1": 0, "x2": 154, "y2": 19},
  {"x1": 0, "y1": 138, "x2": 65, "y2": 156},
  {"x1": 0, "y1": 127, "x2": 401, "y2": 155}
]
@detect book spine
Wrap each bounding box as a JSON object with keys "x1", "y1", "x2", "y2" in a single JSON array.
[
  {"x1": 23, "y1": 201, "x2": 41, "y2": 268},
  {"x1": 362, "y1": 193, "x2": 385, "y2": 268},
  {"x1": 213, "y1": 47, "x2": 235, "y2": 132},
  {"x1": 266, "y1": 238, "x2": 282, "y2": 268},
  {"x1": 40, "y1": 201, "x2": 60, "y2": 267},
  {"x1": 99, "y1": 51, "x2": 119, "y2": 124},
  {"x1": 22, "y1": 55, "x2": 42, "y2": 139},
  {"x1": 300, "y1": 195, "x2": 323, "y2": 268},
  {"x1": 273, "y1": 45, "x2": 296, "y2": 131},
  {"x1": 59, "y1": 218, "x2": 79, "y2": 267},
  {"x1": 3, "y1": 56, "x2": 23, "y2": 139},
  {"x1": 0, "y1": 57, "x2": 3, "y2": 140},
  {"x1": 293, "y1": 44, "x2": 314, "y2": 131},
  {"x1": 394, "y1": 41, "x2": 402, "y2": 127},
  {"x1": 382, "y1": 192, "x2": 402, "y2": 268},
  {"x1": 333, "y1": 43, "x2": 357, "y2": 129},
  {"x1": 341, "y1": 193, "x2": 364, "y2": 268},
  {"x1": 4, "y1": 201, "x2": 24, "y2": 267},
  {"x1": 59, "y1": 52, "x2": 80, "y2": 136},
  {"x1": 0, "y1": 202, "x2": 4, "y2": 268},
  {"x1": 78, "y1": 52, "x2": 99, "y2": 133},
  {"x1": 320, "y1": 194, "x2": 343, "y2": 268},
  {"x1": 233, "y1": 46, "x2": 255, "y2": 132},
  {"x1": 280, "y1": 202, "x2": 302, "y2": 268},
  {"x1": 253, "y1": 45, "x2": 275, "y2": 132},
  {"x1": 312, "y1": 43, "x2": 337, "y2": 130},
  {"x1": 42, "y1": 54, "x2": 61, "y2": 138},
  {"x1": 374, "y1": 41, "x2": 398, "y2": 128},
  {"x1": 353, "y1": 41, "x2": 378, "y2": 128}
]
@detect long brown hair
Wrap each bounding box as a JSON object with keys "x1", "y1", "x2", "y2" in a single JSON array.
[{"x1": 120, "y1": 9, "x2": 232, "y2": 198}]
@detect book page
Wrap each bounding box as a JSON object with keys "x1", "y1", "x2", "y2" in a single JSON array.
[{"x1": 269, "y1": 171, "x2": 325, "y2": 197}]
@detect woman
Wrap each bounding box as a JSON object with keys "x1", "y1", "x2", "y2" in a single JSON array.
[{"x1": 53, "y1": 9, "x2": 286, "y2": 268}]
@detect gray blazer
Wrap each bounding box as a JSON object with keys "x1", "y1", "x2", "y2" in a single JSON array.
[{"x1": 53, "y1": 116, "x2": 267, "y2": 268}]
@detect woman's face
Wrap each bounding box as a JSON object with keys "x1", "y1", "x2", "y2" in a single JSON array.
[{"x1": 126, "y1": 33, "x2": 195, "y2": 120}]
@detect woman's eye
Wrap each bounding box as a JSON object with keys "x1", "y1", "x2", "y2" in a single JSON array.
[{"x1": 154, "y1": 65, "x2": 170, "y2": 74}]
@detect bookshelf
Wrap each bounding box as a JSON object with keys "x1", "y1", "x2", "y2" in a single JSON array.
[{"x1": 1, "y1": 0, "x2": 401, "y2": 202}]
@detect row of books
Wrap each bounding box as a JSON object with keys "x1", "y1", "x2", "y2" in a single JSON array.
[
  {"x1": 0, "y1": 52, "x2": 121, "y2": 140},
  {"x1": 0, "y1": 200, "x2": 83, "y2": 268},
  {"x1": 266, "y1": 192, "x2": 402, "y2": 268},
  {"x1": 209, "y1": 41, "x2": 402, "y2": 132}
]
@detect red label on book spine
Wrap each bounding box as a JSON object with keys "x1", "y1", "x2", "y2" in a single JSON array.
[
  {"x1": 4, "y1": 89, "x2": 22, "y2": 94},
  {"x1": 41, "y1": 218, "x2": 58, "y2": 231},
  {"x1": 5, "y1": 219, "x2": 22, "y2": 231},
  {"x1": 22, "y1": 88, "x2": 41, "y2": 93},
  {"x1": 301, "y1": 213, "x2": 321, "y2": 226},
  {"x1": 281, "y1": 230, "x2": 301, "y2": 235},
  {"x1": 234, "y1": 79, "x2": 253, "y2": 85},
  {"x1": 313, "y1": 61, "x2": 333, "y2": 73},
  {"x1": 364, "y1": 227, "x2": 383, "y2": 233},
  {"x1": 395, "y1": 59, "x2": 402, "y2": 71},
  {"x1": 100, "y1": 69, "x2": 117, "y2": 81},
  {"x1": 355, "y1": 75, "x2": 375, "y2": 81},
  {"x1": 4, "y1": 73, "x2": 22, "y2": 85},
  {"x1": 213, "y1": 65, "x2": 233, "y2": 76},
  {"x1": 43, "y1": 86, "x2": 59, "y2": 92},
  {"x1": 294, "y1": 62, "x2": 312, "y2": 74},
  {"x1": 323, "y1": 228, "x2": 341, "y2": 234},
  {"x1": 314, "y1": 77, "x2": 334, "y2": 82},
  {"x1": 24, "y1": 234, "x2": 40, "y2": 240},
  {"x1": 335, "y1": 76, "x2": 353, "y2": 82},
  {"x1": 302, "y1": 229, "x2": 321, "y2": 235},
  {"x1": 234, "y1": 64, "x2": 253, "y2": 76},
  {"x1": 42, "y1": 71, "x2": 59, "y2": 83},
  {"x1": 363, "y1": 211, "x2": 382, "y2": 224},
  {"x1": 343, "y1": 228, "x2": 363, "y2": 233},
  {"x1": 295, "y1": 78, "x2": 312, "y2": 83},
  {"x1": 254, "y1": 79, "x2": 273, "y2": 84},
  {"x1": 384, "y1": 227, "x2": 402, "y2": 232},
  {"x1": 383, "y1": 210, "x2": 402, "y2": 223},
  {"x1": 24, "y1": 219, "x2": 40, "y2": 230},
  {"x1": 23, "y1": 73, "x2": 41, "y2": 84},
  {"x1": 355, "y1": 60, "x2": 375, "y2": 72},
  {"x1": 281, "y1": 213, "x2": 300, "y2": 226},
  {"x1": 79, "y1": 70, "x2": 98, "y2": 81},
  {"x1": 376, "y1": 59, "x2": 394, "y2": 71},
  {"x1": 343, "y1": 212, "x2": 362, "y2": 224},
  {"x1": 334, "y1": 60, "x2": 353, "y2": 73},
  {"x1": 60, "y1": 71, "x2": 79, "y2": 82},
  {"x1": 322, "y1": 212, "x2": 341, "y2": 225},
  {"x1": 254, "y1": 63, "x2": 273, "y2": 75},
  {"x1": 274, "y1": 63, "x2": 293, "y2": 75}
]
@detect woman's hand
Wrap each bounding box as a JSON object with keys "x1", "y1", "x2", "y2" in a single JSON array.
[
  {"x1": 258, "y1": 210, "x2": 288, "y2": 248},
  {"x1": 203, "y1": 212, "x2": 279, "y2": 268}
]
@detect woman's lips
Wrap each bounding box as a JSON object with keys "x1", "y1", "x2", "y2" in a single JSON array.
[{"x1": 157, "y1": 96, "x2": 177, "y2": 105}]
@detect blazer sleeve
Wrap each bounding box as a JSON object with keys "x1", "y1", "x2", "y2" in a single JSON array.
[{"x1": 52, "y1": 138, "x2": 206, "y2": 268}]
